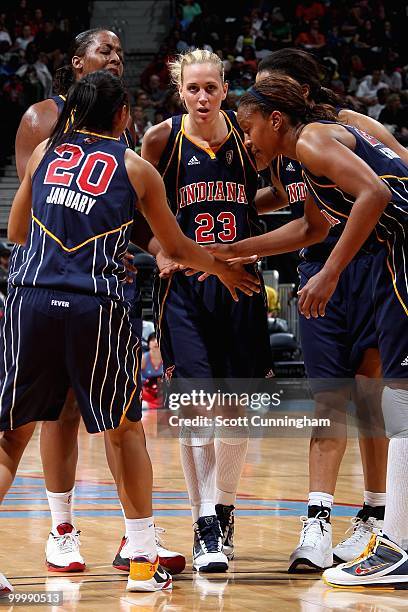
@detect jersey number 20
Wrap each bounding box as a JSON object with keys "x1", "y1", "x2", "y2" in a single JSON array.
[
  {"x1": 44, "y1": 144, "x2": 118, "y2": 196},
  {"x1": 195, "y1": 212, "x2": 237, "y2": 243}
]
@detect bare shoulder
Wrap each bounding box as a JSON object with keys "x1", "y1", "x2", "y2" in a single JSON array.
[
  {"x1": 19, "y1": 98, "x2": 59, "y2": 133},
  {"x1": 297, "y1": 122, "x2": 352, "y2": 155}
]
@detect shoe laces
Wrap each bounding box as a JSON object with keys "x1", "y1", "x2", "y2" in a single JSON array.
[
  {"x1": 195, "y1": 520, "x2": 222, "y2": 553},
  {"x1": 341, "y1": 516, "x2": 380, "y2": 545},
  {"x1": 299, "y1": 515, "x2": 328, "y2": 547},
  {"x1": 52, "y1": 531, "x2": 80, "y2": 554}
]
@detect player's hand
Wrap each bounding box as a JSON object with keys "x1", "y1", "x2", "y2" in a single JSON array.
[
  {"x1": 297, "y1": 268, "x2": 340, "y2": 318},
  {"x1": 184, "y1": 255, "x2": 261, "y2": 282},
  {"x1": 216, "y1": 256, "x2": 261, "y2": 301},
  {"x1": 204, "y1": 243, "x2": 237, "y2": 261},
  {"x1": 157, "y1": 250, "x2": 186, "y2": 278},
  {"x1": 122, "y1": 251, "x2": 138, "y2": 283}
]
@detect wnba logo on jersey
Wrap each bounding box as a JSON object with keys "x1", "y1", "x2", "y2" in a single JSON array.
[
  {"x1": 225, "y1": 150, "x2": 233, "y2": 165},
  {"x1": 320, "y1": 209, "x2": 341, "y2": 227}
]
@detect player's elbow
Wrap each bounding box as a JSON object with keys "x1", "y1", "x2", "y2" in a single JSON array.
[
  {"x1": 8, "y1": 223, "x2": 27, "y2": 245},
  {"x1": 304, "y1": 219, "x2": 330, "y2": 244}
]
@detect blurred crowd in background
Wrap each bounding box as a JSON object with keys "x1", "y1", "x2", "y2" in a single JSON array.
[{"x1": 0, "y1": 0, "x2": 407, "y2": 163}]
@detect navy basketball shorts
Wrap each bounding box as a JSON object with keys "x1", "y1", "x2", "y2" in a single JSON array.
[
  {"x1": 371, "y1": 243, "x2": 408, "y2": 380},
  {"x1": 0, "y1": 287, "x2": 142, "y2": 433},
  {"x1": 298, "y1": 253, "x2": 378, "y2": 384},
  {"x1": 153, "y1": 271, "x2": 273, "y2": 380}
]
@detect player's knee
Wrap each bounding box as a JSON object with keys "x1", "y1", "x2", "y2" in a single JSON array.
[
  {"x1": 2, "y1": 422, "x2": 35, "y2": 449},
  {"x1": 382, "y1": 386, "x2": 408, "y2": 438},
  {"x1": 179, "y1": 426, "x2": 214, "y2": 447}
]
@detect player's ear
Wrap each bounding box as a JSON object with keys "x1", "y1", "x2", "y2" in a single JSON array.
[
  {"x1": 301, "y1": 84, "x2": 310, "y2": 100},
  {"x1": 222, "y1": 80, "x2": 228, "y2": 100},
  {"x1": 72, "y1": 55, "x2": 84, "y2": 72},
  {"x1": 270, "y1": 110, "x2": 283, "y2": 130}
]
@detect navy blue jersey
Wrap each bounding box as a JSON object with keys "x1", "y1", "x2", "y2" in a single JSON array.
[
  {"x1": 302, "y1": 123, "x2": 408, "y2": 242},
  {"x1": 271, "y1": 155, "x2": 341, "y2": 262},
  {"x1": 158, "y1": 110, "x2": 261, "y2": 244},
  {"x1": 11, "y1": 131, "x2": 136, "y2": 298}
]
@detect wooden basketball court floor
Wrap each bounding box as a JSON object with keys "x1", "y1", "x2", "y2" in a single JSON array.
[{"x1": 1, "y1": 411, "x2": 406, "y2": 611}]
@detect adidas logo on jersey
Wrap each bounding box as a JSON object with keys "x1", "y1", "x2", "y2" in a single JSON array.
[
  {"x1": 188, "y1": 156, "x2": 200, "y2": 165},
  {"x1": 286, "y1": 162, "x2": 296, "y2": 171},
  {"x1": 401, "y1": 355, "x2": 408, "y2": 366}
]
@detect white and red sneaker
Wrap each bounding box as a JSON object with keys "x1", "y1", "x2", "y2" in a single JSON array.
[
  {"x1": 0, "y1": 572, "x2": 13, "y2": 596},
  {"x1": 113, "y1": 527, "x2": 186, "y2": 575},
  {"x1": 46, "y1": 523, "x2": 86, "y2": 572}
]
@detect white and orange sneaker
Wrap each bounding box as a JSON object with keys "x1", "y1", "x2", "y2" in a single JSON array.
[
  {"x1": 45, "y1": 523, "x2": 86, "y2": 572},
  {"x1": 126, "y1": 556, "x2": 172, "y2": 592},
  {"x1": 0, "y1": 572, "x2": 13, "y2": 596}
]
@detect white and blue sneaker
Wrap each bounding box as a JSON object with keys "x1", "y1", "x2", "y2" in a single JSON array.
[
  {"x1": 193, "y1": 516, "x2": 229, "y2": 573},
  {"x1": 323, "y1": 534, "x2": 408, "y2": 589}
]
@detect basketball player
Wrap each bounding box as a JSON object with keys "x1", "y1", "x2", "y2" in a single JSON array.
[
  {"x1": 251, "y1": 50, "x2": 408, "y2": 573},
  {"x1": 0, "y1": 70, "x2": 259, "y2": 592},
  {"x1": 13, "y1": 28, "x2": 185, "y2": 575},
  {"x1": 212, "y1": 74, "x2": 408, "y2": 588},
  {"x1": 141, "y1": 49, "x2": 272, "y2": 572}
]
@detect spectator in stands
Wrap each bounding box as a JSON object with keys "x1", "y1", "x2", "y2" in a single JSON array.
[
  {"x1": 0, "y1": 242, "x2": 11, "y2": 273},
  {"x1": 295, "y1": 19, "x2": 326, "y2": 51},
  {"x1": 381, "y1": 63, "x2": 402, "y2": 92},
  {"x1": 132, "y1": 104, "x2": 152, "y2": 148},
  {"x1": 266, "y1": 7, "x2": 292, "y2": 48},
  {"x1": 181, "y1": 0, "x2": 202, "y2": 30},
  {"x1": 241, "y1": 45, "x2": 257, "y2": 76},
  {"x1": 34, "y1": 19, "x2": 62, "y2": 71},
  {"x1": 295, "y1": 0, "x2": 325, "y2": 24},
  {"x1": 235, "y1": 18, "x2": 255, "y2": 54},
  {"x1": 21, "y1": 64, "x2": 44, "y2": 107},
  {"x1": 29, "y1": 7, "x2": 45, "y2": 36},
  {"x1": 353, "y1": 19, "x2": 377, "y2": 50},
  {"x1": 368, "y1": 86, "x2": 389, "y2": 120},
  {"x1": 14, "y1": 24, "x2": 34, "y2": 51},
  {"x1": 141, "y1": 334, "x2": 163, "y2": 410},
  {"x1": 162, "y1": 90, "x2": 183, "y2": 118},
  {"x1": 16, "y1": 42, "x2": 52, "y2": 98},
  {"x1": 134, "y1": 90, "x2": 156, "y2": 123},
  {"x1": 0, "y1": 22, "x2": 12, "y2": 49},
  {"x1": 379, "y1": 93, "x2": 408, "y2": 144},
  {"x1": 140, "y1": 48, "x2": 171, "y2": 90},
  {"x1": 143, "y1": 73, "x2": 167, "y2": 109},
  {"x1": 356, "y1": 67, "x2": 386, "y2": 109}
]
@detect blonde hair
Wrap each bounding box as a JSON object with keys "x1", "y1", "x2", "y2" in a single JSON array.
[{"x1": 169, "y1": 49, "x2": 225, "y2": 88}]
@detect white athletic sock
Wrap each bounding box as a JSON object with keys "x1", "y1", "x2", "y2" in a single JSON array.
[
  {"x1": 46, "y1": 488, "x2": 74, "y2": 531},
  {"x1": 180, "y1": 441, "x2": 216, "y2": 522},
  {"x1": 125, "y1": 516, "x2": 157, "y2": 562},
  {"x1": 364, "y1": 491, "x2": 386, "y2": 507},
  {"x1": 383, "y1": 438, "x2": 408, "y2": 550},
  {"x1": 214, "y1": 438, "x2": 248, "y2": 506},
  {"x1": 308, "y1": 491, "x2": 334, "y2": 509}
]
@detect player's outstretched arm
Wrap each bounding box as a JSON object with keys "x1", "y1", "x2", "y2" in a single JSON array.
[
  {"x1": 206, "y1": 193, "x2": 330, "y2": 261},
  {"x1": 296, "y1": 124, "x2": 391, "y2": 318},
  {"x1": 125, "y1": 150, "x2": 260, "y2": 301}
]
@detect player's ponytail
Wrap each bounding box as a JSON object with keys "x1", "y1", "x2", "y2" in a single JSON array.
[
  {"x1": 47, "y1": 70, "x2": 129, "y2": 151},
  {"x1": 239, "y1": 74, "x2": 338, "y2": 125}
]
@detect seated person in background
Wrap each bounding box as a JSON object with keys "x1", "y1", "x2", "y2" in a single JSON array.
[
  {"x1": 142, "y1": 334, "x2": 164, "y2": 410},
  {"x1": 265, "y1": 284, "x2": 280, "y2": 318}
]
